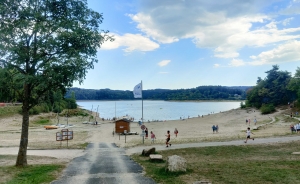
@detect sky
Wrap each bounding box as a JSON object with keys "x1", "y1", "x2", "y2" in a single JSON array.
[{"x1": 73, "y1": 0, "x2": 300, "y2": 90}]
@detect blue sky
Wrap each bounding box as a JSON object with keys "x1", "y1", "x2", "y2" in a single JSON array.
[{"x1": 73, "y1": 0, "x2": 300, "y2": 90}]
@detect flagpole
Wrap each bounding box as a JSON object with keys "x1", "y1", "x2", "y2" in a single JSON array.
[{"x1": 141, "y1": 80, "x2": 143, "y2": 124}]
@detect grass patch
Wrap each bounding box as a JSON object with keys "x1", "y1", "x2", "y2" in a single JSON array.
[
  {"x1": 78, "y1": 142, "x2": 89, "y2": 149},
  {"x1": 0, "y1": 164, "x2": 64, "y2": 184},
  {"x1": 132, "y1": 141, "x2": 300, "y2": 184},
  {"x1": 0, "y1": 106, "x2": 21, "y2": 118},
  {"x1": 32, "y1": 118, "x2": 50, "y2": 125}
]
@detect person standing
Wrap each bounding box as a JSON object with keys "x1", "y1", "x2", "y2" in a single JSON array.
[
  {"x1": 212, "y1": 125, "x2": 216, "y2": 133},
  {"x1": 165, "y1": 130, "x2": 171, "y2": 147},
  {"x1": 244, "y1": 127, "x2": 254, "y2": 143},
  {"x1": 150, "y1": 131, "x2": 156, "y2": 143},
  {"x1": 216, "y1": 125, "x2": 219, "y2": 133},
  {"x1": 254, "y1": 118, "x2": 257, "y2": 125},
  {"x1": 174, "y1": 128, "x2": 178, "y2": 137},
  {"x1": 145, "y1": 127, "x2": 148, "y2": 139}
]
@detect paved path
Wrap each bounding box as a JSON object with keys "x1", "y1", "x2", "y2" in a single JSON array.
[
  {"x1": 125, "y1": 135, "x2": 300, "y2": 155},
  {"x1": 51, "y1": 143, "x2": 155, "y2": 184}
]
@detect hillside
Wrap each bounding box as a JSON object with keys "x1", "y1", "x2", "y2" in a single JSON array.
[{"x1": 65, "y1": 85, "x2": 252, "y2": 100}]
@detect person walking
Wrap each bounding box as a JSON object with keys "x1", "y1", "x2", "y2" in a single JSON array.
[
  {"x1": 165, "y1": 130, "x2": 171, "y2": 147},
  {"x1": 145, "y1": 127, "x2": 148, "y2": 139},
  {"x1": 174, "y1": 128, "x2": 178, "y2": 137},
  {"x1": 150, "y1": 131, "x2": 156, "y2": 143},
  {"x1": 244, "y1": 127, "x2": 254, "y2": 143}
]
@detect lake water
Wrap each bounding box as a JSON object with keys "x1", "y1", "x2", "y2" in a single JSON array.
[{"x1": 76, "y1": 100, "x2": 242, "y2": 121}]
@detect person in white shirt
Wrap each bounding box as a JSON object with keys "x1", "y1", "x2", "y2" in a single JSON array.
[{"x1": 244, "y1": 127, "x2": 255, "y2": 143}]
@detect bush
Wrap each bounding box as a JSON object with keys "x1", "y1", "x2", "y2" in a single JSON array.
[
  {"x1": 240, "y1": 102, "x2": 246, "y2": 109},
  {"x1": 60, "y1": 108, "x2": 89, "y2": 117},
  {"x1": 29, "y1": 106, "x2": 40, "y2": 115},
  {"x1": 260, "y1": 104, "x2": 276, "y2": 114}
]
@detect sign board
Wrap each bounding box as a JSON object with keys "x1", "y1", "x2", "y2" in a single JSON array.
[
  {"x1": 56, "y1": 132, "x2": 62, "y2": 141},
  {"x1": 140, "y1": 130, "x2": 145, "y2": 137},
  {"x1": 141, "y1": 124, "x2": 146, "y2": 130},
  {"x1": 56, "y1": 129, "x2": 73, "y2": 141}
]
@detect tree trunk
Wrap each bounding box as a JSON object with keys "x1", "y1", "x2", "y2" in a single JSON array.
[{"x1": 16, "y1": 84, "x2": 30, "y2": 166}]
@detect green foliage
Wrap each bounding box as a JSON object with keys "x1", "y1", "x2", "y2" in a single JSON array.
[
  {"x1": 32, "y1": 118, "x2": 50, "y2": 125},
  {"x1": 64, "y1": 98, "x2": 77, "y2": 109},
  {"x1": 246, "y1": 65, "x2": 295, "y2": 108},
  {"x1": 5, "y1": 165, "x2": 63, "y2": 184},
  {"x1": 240, "y1": 101, "x2": 246, "y2": 108},
  {"x1": 60, "y1": 108, "x2": 89, "y2": 117},
  {"x1": 0, "y1": 106, "x2": 21, "y2": 118},
  {"x1": 66, "y1": 86, "x2": 249, "y2": 100},
  {"x1": 260, "y1": 104, "x2": 276, "y2": 114}
]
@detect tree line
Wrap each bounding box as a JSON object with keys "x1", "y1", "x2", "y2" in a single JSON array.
[
  {"x1": 65, "y1": 86, "x2": 249, "y2": 100},
  {"x1": 244, "y1": 65, "x2": 300, "y2": 114}
]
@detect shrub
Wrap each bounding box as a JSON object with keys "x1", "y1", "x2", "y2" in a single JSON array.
[
  {"x1": 260, "y1": 104, "x2": 276, "y2": 114},
  {"x1": 240, "y1": 102, "x2": 246, "y2": 109}
]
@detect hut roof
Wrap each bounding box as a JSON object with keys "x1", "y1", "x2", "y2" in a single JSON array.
[{"x1": 115, "y1": 118, "x2": 132, "y2": 123}]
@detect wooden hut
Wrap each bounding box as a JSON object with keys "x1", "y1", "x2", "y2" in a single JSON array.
[{"x1": 115, "y1": 118, "x2": 131, "y2": 134}]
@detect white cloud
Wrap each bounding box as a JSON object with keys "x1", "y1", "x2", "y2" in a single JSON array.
[
  {"x1": 158, "y1": 60, "x2": 171, "y2": 67},
  {"x1": 249, "y1": 40, "x2": 300, "y2": 65},
  {"x1": 282, "y1": 17, "x2": 294, "y2": 26},
  {"x1": 100, "y1": 33, "x2": 159, "y2": 52},
  {"x1": 229, "y1": 58, "x2": 246, "y2": 67},
  {"x1": 214, "y1": 64, "x2": 220, "y2": 68},
  {"x1": 129, "y1": 1, "x2": 300, "y2": 58},
  {"x1": 280, "y1": 0, "x2": 300, "y2": 15}
]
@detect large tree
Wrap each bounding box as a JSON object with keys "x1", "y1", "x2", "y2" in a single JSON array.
[
  {"x1": 0, "y1": 0, "x2": 112, "y2": 166},
  {"x1": 246, "y1": 65, "x2": 293, "y2": 108},
  {"x1": 287, "y1": 67, "x2": 300, "y2": 106}
]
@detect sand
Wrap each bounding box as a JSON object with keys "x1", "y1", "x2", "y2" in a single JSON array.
[{"x1": 0, "y1": 107, "x2": 295, "y2": 165}]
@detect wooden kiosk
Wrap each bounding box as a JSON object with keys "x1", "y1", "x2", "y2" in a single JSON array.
[{"x1": 115, "y1": 118, "x2": 131, "y2": 134}]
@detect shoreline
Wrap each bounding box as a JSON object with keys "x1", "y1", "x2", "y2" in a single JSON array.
[{"x1": 77, "y1": 100, "x2": 242, "y2": 121}]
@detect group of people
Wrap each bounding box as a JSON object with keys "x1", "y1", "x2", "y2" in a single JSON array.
[
  {"x1": 290, "y1": 122, "x2": 300, "y2": 133},
  {"x1": 245, "y1": 118, "x2": 257, "y2": 126},
  {"x1": 143, "y1": 127, "x2": 178, "y2": 147},
  {"x1": 212, "y1": 125, "x2": 219, "y2": 133}
]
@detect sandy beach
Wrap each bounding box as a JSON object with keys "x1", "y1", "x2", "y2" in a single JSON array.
[{"x1": 0, "y1": 106, "x2": 296, "y2": 166}]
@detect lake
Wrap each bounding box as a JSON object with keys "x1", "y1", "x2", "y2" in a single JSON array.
[{"x1": 76, "y1": 100, "x2": 242, "y2": 121}]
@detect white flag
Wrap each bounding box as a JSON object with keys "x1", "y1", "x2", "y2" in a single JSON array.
[{"x1": 133, "y1": 83, "x2": 142, "y2": 98}]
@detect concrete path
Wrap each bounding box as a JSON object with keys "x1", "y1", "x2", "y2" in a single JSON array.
[
  {"x1": 51, "y1": 143, "x2": 155, "y2": 184},
  {"x1": 125, "y1": 135, "x2": 300, "y2": 155}
]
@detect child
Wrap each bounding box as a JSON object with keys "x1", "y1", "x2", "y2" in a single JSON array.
[
  {"x1": 174, "y1": 128, "x2": 178, "y2": 137},
  {"x1": 165, "y1": 130, "x2": 171, "y2": 147},
  {"x1": 244, "y1": 127, "x2": 254, "y2": 143},
  {"x1": 150, "y1": 131, "x2": 156, "y2": 143}
]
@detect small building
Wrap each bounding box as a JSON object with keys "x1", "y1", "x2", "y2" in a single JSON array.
[{"x1": 115, "y1": 118, "x2": 131, "y2": 134}]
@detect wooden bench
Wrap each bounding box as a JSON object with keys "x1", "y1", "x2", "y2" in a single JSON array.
[{"x1": 149, "y1": 154, "x2": 163, "y2": 161}]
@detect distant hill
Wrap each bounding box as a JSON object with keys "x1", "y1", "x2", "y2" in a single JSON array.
[{"x1": 66, "y1": 86, "x2": 252, "y2": 101}]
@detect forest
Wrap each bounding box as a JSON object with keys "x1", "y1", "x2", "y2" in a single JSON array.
[{"x1": 64, "y1": 86, "x2": 249, "y2": 100}]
